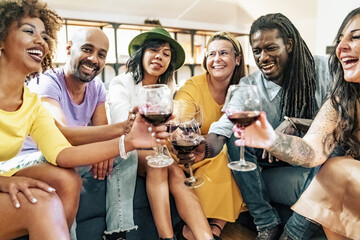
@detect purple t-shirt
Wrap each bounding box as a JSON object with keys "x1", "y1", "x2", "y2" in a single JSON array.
[{"x1": 21, "y1": 68, "x2": 106, "y2": 153}]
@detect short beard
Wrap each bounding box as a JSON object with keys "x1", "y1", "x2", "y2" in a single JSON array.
[
  {"x1": 73, "y1": 68, "x2": 96, "y2": 83},
  {"x1": 73, "y1": 60, "x2": 100, "y2": 83}
]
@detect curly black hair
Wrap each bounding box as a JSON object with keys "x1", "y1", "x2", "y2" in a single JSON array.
[{"x1": 0, "y1": 0, "x2": 62, "y2": 77}]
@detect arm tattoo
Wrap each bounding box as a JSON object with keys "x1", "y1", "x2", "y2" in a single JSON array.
[
  {"x1": 323, "y1": 133, "x2": 336, "y2": 156},
  {"x1": 268, "y1": 100, "x2": 337, "y2": 167},
  {"x1": 307, "y1": 100, "x2": 337, "y2": 157},
  {"x1": 268, "y1": 133, "x2": 316, "y2": 167}
]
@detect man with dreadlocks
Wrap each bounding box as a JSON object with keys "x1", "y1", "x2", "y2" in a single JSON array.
[{"x1": 176, "y1": 13, "x2": 331, "y2": 240}]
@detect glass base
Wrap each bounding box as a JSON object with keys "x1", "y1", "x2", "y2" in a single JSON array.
[
  {"x1": 228, "y1": 161, "x2": 257, "y2": 172},
  {"x1": 184, "y1": 176, "x2": 204, "y2": 188},
  {"x1": 146, "y1": 154, "x2": 174, "y2": 168}
]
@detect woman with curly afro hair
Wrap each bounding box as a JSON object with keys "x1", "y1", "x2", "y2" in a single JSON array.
[{"x1": 0, "y1": 1, "x2": 171, "y2": 239}]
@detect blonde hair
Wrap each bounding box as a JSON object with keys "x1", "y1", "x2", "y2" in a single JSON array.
[{"x1": 202, "y1": 31, "x2": 246, "y2": 85}]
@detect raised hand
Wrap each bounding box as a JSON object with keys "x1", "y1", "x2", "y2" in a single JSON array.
[
  {"x1": 126, "y1": 112, "x2": 172, "y2": 150},
  {"x1": 175, "y1": 138, "x2": 206, "y2": 165},
  {"x1": 233, "y1": 112, "x2": 276, "y2": 150},
  {"x1": 123, "y1": 107, "x2": 139, "y2": 134}
]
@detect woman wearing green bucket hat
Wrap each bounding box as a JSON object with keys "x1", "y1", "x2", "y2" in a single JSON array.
[
  {"x1": 128, "y1": 27, "x2": 185, "y2": 71},
  {"x1": 108, "y1": 27, "x2": 216, "y2": 240}
]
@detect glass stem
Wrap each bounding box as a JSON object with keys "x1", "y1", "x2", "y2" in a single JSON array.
[
  {"x1": 238, "y1": 127, "x2": 246, "y2": 166},
  {"x1": 155, "y1": 144, "x2": 163, "y2": 156},
  {"x1": 186, "y1": 164, "x2": 196, "y2": 182}
]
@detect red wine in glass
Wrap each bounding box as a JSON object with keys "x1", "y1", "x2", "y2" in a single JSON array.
[
  {"x1": 172, "y1": 139, "x2": 200, "y2": 154},
  {"x1": 166, "y1": 123, "x2": 179, "y2": 133},
  {"x1": 223, "y1": 84, "x2": 261, "y2": 172},
  {"x1": 139, "y1": 84, "x2": 174, "y2": 168},
  {"x1": 170, "y1": 117, "x2": 204, "y2": 188},
  {"x1": 141, "y1": 112, "x2": 172, "y2": 126},
  {"x1": 228, "y1": 111, "x2": 260, "y2": 128}
]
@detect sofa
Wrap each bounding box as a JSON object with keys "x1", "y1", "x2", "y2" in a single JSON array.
[
  {"x1": 73, "y1": 170, "x2": 326, "y2": 240},
  {"x1": 73, "y1": 175, "x2": 180, "y2": 240},
  {"x1": 72, "y1": 175, "x2": 107, "y2": 240}
]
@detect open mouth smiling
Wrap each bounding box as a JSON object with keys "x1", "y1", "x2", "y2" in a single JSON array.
[
  {"x1": 82, "y1": 64, "x2": 96, "y2": 72},
  {"x1": 262, "y1": 63, "x2": 274, "y2": 71},
  {"x1": 341, "y1": 57, "x2": 358, "y2": 68},
  {"x1": 27, "y1": 48, "x2": 44, "y2": 62}
]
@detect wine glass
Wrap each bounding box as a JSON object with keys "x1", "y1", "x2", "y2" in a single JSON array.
[
  {"x1": 223, "y1": 84, "x2": 262, "y2": 171},
  {"x1": 165, "y1": 100, "x2": 182, "y2": 133},
  {"x1": 171, "y1": 115, "x2": 204, "y2": 188},
  {"x1": 181, "y1": 100, "x2": 203, "y2": 129},
  {"x1": 138, "y1": 84, "x2": 174, "y2": 167}
]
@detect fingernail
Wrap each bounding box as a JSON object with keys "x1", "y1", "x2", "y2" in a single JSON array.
[
  {"x1": 94, "y1": 175, "x2": 97, "y2": 179},
  {"x1": 32, "y1": 198, "x2": 38, "y2": 203},
  {"x1": 148, "y1": 127, "x2": 152, "y2": 132},
  {"x1": 156, "y1": 139, "x2": 160, "y2": 143},
  {"x1": 151, "y1": 132, "x2": 155, "y2": 137},
  {"x1": 15, "y1": 203, "x2": 20, "y2": 208},
  {"x1": 131, "y1": 114, "x2": 136, "y2": 119}
]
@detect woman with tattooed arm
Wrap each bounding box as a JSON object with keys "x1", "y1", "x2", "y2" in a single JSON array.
[{"x1": 234, "y1": 7, "x2": 360, "y2": 240}]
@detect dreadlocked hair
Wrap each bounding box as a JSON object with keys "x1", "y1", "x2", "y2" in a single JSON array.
[
  {"x1": 250, "y1": 13, "x2": 316, "y2": 120},
  {"x1": 126, "y1": 39, "x2": 176, "y2": 85},
  {"x1": 0, "y1": 0, "x2": 62, "y2": 81},
  {"x1": 329, "y1": 7, "x2": 360, "y2": 159}
]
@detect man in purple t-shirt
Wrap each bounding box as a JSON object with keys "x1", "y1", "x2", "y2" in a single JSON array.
[{"x1": 23, "y1": 28, "x2": 135, "y2": 240}]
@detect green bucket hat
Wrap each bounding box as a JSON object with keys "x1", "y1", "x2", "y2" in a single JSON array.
[{"x1": 128, "y1": 27, "x2": 186, "y2": 70}]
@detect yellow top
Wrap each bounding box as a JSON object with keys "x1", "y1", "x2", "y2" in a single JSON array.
[
  {"x1": 175, "y1": 74, "x2": 223, "y2": 134},
  {"x1": 175, "y1": 73, "x2": 245, "y2": 222},
  {"x1": 0, "y1": 86, "x2": 71, "y2": 176}
]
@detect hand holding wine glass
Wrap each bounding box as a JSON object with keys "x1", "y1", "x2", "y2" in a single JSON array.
[
  {"x1": 223, "y1": 84, "x2": 262, "y2": 171},
  {"x1": 138, "y1": 84, "x2": 174, "y2": 168},
  {"x1": 126, "y1": 112, "x2": 171, "y2": 149},
  {"x1": 233, "y1": 111, "x2": 277, "y2": 150},
  {"x1": 171, "y1": 101, "x2": 204, "y2": 165},
  {"x1": 170, "y1": 115, "x2": 204, "y2": 188}
]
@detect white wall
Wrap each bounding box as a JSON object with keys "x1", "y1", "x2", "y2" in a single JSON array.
[
  {"x1": 55, "y1": 1, "x2": 360, "y2": 65},
  {"x1": 315, "y1": 0, "x2": 360, "y2": 55},
  {"x1": 241, "y1": 1, "x2": 360, "y2": 72}
]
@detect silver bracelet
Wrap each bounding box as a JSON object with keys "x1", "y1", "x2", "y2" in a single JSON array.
[{"x1": 119, "y1": 135, "x2": 130, "y2": 159}]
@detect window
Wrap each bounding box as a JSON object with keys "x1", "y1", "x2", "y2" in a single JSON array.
[{"x1": 54, "y1": 19, "x2": 248, "y2": 83}]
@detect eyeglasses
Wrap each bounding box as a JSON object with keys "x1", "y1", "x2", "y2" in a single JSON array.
[{"x1": 205, "y1": 48, "x2": 234, "y2": 59}]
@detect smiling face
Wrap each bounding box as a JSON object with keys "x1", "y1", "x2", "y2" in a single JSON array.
[
  {"x1": 1, "y1": 17, "x2": 49, "y2": 75},
  {"x1": 336, "y1": 14, "x2": 360, "y2": 83},
  {"x1": 142, "y1": 42, "x2": 171, "y2": 82},
  {"x1": 206, "y1": 39, "x2": 240, "y2": 83},
  {"x1": 251, "y1": 29, "x2": 293, "y2": 85},
  {"x1": 67, "y1": 28, "x2": 109, "y2": 83}
]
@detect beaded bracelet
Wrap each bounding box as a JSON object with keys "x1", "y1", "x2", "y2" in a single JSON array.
[{"x1": 119, "y1": 135, "x2": 130, "y2": 159}]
